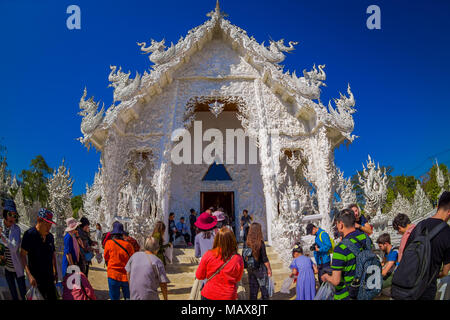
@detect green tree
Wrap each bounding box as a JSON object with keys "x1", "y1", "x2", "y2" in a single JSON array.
[
  {"x1": 71, "y1": 195, "x2": 83, "y2": 217},
  {"x1": 382, "y1": 174, "x2": 418, "y2": 213},
  {"x1": 422, "y1": 163, "x2": 449, "y2": 206},
  {"x1": 19, "y1": 155, "x2": 53, "y2": 206}
]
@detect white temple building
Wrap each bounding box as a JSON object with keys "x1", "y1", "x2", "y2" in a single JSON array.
[{"x1": 79, "y1": 2, "x2": 358, "y2": 257}]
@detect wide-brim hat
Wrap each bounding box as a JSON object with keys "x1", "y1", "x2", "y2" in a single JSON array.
[
  {"x1": 38, "y1": 208, "x2": 56, "y2": 224},
  {"x1": 111, "y1": 221, "x2": 125, "y2": 235},
  {"x1": 212, "y1": 211, "x2": 226, "y2": 222},
  {"x1": 195, "y1": 212, "x2": 218, "y2": 230},
  {"x1": 65, "y1": 218, "x2": 81, "y2": 233}
]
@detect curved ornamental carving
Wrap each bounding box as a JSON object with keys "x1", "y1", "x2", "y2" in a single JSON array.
[
  {"x1": 108, "y1": 66, "x2": 141, "y2": 103},
  {"x1": 358, "y1": 155, "x2": 388, "y2": 217},
  {"x1": 78, "y1": 88, "x2": 104, "y2": 137}
]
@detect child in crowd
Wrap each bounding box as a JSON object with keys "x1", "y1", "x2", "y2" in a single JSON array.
[{"x1": 289, "y1": 243, "x2": 318, "y2": 300}]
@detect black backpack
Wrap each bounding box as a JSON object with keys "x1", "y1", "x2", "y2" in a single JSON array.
[
  {"x1": 391, "y1": 221, "x2": 447, "y2": 300},
  {"x1": 242, "y1": 246, "x2": 258, "y2": 270}
]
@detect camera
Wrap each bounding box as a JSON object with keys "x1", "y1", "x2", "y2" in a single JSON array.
[{"x1": 310, "y1": 244, "x2": 317, "y2": 251}]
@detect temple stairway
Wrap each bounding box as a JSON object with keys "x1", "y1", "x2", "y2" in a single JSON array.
[{"x1": 165, "y1": 243, "x2": 296, "y2": 300}]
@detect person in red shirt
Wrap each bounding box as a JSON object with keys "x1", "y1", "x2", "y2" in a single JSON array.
[
  {"x1": 104, "y1": 221, "x2": 135, "y2": 300},
  {"x1": 195, "y1": 227, "x2": 244, "y2": 300}
]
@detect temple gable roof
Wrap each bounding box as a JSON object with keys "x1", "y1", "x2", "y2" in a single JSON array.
[{"x1": 79, "y1": 1, "x2": 357, "y2": 151}]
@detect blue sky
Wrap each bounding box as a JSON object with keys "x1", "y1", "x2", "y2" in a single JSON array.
[{"x1": 1, "y1": 0, "x2": 449, "y2": 195}]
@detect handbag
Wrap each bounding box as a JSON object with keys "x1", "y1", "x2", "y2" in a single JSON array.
[{"x1": 189, "y1": 254, "x2": 236, "y2": 300}]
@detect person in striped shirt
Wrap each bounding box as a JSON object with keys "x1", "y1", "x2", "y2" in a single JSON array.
[{"x1": 321, "y1": 208, "x2": 372, "y2": 300}]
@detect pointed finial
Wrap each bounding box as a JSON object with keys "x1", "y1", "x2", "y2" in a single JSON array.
[
  {"x1": 216, "y1": 0, "x2": 220, "y2": 12},
  {"x1": 207, "y1": 0, "x2": 228, "y2": 18}
]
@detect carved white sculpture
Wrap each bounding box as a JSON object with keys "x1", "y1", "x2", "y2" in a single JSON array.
[
  {"x1": 412, "y1": 181, "x2": 433, "y2": 221},
  {"x1": 387, "y1": 193, "x2": 413, "y2": 219},
  {"x1": 272, "y1": 176, "x2": 308, "y2": 266},
  {"x1": 335, "y1": 168, "x2": 357, "y2": 211},
  {"x1": 208, "y1": 101, "x2": 225, "y2": 118},
  {"x1": 47, "y1": 161, "x2": 74, "y2": 251},
  {"x1": 436, "y1": 159, "x2": 446, "y2": 198},
  {"x1": 78, "y1": 2, "x2": 358, "y2": 256},
  {"x1": 108, "y1": 66, "x2": 141, "y2": 103},
  {"x1": 358, "y1": 155, "x2": 388, "y2": 217}
]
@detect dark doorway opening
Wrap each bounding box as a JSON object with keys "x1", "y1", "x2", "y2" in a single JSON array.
[{"x1": 200, "y1": 191, "x2": 235, "y2": 233}]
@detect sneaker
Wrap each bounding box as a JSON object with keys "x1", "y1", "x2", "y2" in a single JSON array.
[{"x1": 187, "y1": 242, "x2": 193, "y2": 247}]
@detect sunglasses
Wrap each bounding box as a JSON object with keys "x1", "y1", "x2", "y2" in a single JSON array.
[{"x1": 7, "y1": 212, "x2": 18, "y2": 219}]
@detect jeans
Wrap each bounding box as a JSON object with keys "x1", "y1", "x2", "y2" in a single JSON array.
[
  {"x1": 108, "y1": 277, "x2": 130, "y2": 300},
  {"x1": 4, "y1": 269, "x2": 27, "y2": 300}
]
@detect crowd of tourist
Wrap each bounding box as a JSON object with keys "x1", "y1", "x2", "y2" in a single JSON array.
[{"x1": 0, "y1": 191, "x2": 449, "y2": 300}]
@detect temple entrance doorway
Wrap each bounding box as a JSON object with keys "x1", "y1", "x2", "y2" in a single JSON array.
[{"x1": 200, "y1": 191, "x2": 235, "y2": 233}]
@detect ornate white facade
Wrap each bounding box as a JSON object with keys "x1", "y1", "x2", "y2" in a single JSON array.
[{"x1": 78, "y1": 2, "x2": 358, "y2": 260}]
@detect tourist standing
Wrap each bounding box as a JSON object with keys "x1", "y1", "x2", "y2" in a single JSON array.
[
  {"x1": 104, "y1": 221, "x2": 135, "y2": 300},
  {"x1": 214, "y1": 209, "x2": 231, "y2": 230},
  {"x1": 376, "y1": 233, "x2": 398, "y2": 296},
  {"x1": 0, "y1": 199, "x2": 26, "y2": 300},
  {"x1": 152, "y1": 221, "x2": 171, "y2": 267},
  {"x1": 400, "y1": 191, "x2": 450, "y2": 300},
  {"x1": 20, "y1": 208, "x2": 58, "y2": 300},
  {"x1": 95, "y1": 223, "x2": 103, "y2": 248},
  {"x1": 125, "y1": 236, "x2": 170, "y2": 300},
  {"x1": 189, "y1": 209, "x2": 197, "y2": 244},
  {"x1": 194, "y1": 212, "x2": 218, "y2": 259},
  {"x1": 321, "y1": 209, "x2": 372, "y2": 300},
  {"x1": 176, "y1": 216, "x2": 192, "y2": 246},
  {"x1": 62, "y1": 218, "x2": 81, "y2": 277},
  {"x1": 195, "y1": 227, "x2": 244, "y2": 300},
  {"x1": 243, "y1": 222, "x2": 272, "y2": 300},
  {"x1": 77, "y1": 217, "x2": 95, "y2": 277},
  {"x1": 306, "y1": 223, "x2": 332, "y2": 285},
  {"x1": 392, "y1": 213, "x2": 416, "y2": 262},
  {"x1": 240, "y1": 209, "x2": 252, "y2": 243},
  {"x1": 348, "y1": 204, "x2": 373, "y2": 235},
  {"x1": 289, "y1": 244, "x2": 317, "y2": 300},
  {"x1": 168, "y1": 212, "x2": 177, "y2": 244}
]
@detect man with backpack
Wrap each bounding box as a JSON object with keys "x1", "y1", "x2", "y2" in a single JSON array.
[
  {"x1": 321, "y1": 209, "x2": 381, "y2": 300},
  {"x1": 392, "y1": 191, "x2": 450, "y2": 300},
  {"x1": 306, "y1": 223, "x2": 334, "y2": 285}
]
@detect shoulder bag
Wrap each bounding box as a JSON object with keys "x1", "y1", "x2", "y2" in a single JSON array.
[{"x1": 189, "y1": 254, "x2": 236, "y2": 300}]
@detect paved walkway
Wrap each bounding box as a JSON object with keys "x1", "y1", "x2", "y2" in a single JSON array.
[{"x1": 88, "y1": 243, "x2": 296, "y2": 300}]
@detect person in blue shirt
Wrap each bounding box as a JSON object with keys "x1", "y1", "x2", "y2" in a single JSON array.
[
  {"x1": 306, "y1": 223, "x2": 332, "y2": 285},
  {"x1": 376, "y1": 233, "x2": 398, "y2": 296},
  {"x1": 376, "y1": 233, "x2": 398, "y2": 278},
  {"x1": 175, "y1": 217, "x2": 192, "y2": 246},
  {"x1": 62, "y1": 218, "x2": 81, "y2": 277}
]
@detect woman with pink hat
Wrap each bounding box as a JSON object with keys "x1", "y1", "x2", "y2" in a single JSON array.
[
  {"x1": 62, "y1": 218, "x2": 81, "y2": 277},
  {"x1": 194, "y1": 212, "x2": 218, "y2": 259}
]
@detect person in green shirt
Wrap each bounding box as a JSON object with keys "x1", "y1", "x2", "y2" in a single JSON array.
[
  {"x1": 151, "y1": 221, "x2": 172, "y2": 267},
  {"x1": 321, "y1": 209, "x2": 372, "y2": 300}
]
